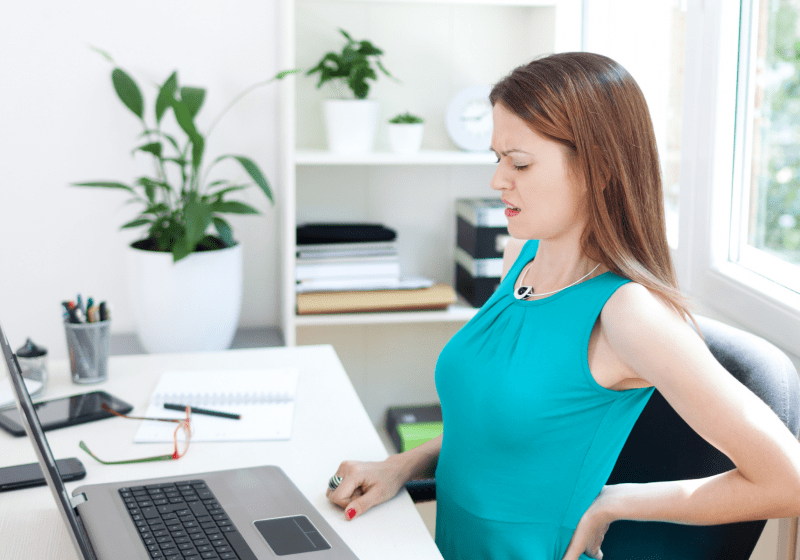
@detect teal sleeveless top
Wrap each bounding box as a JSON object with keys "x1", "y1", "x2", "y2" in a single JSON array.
[{"x1": 434, "y1": 240, "x2": 655, "y2": 560}]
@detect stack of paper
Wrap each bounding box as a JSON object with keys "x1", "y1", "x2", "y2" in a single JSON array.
[{"x1": 296, "y1": 241, "x2": 404, "y2": 293}]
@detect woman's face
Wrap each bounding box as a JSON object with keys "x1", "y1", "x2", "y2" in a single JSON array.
[{"x1": 489, "y1": 103, "x2": 588, "y2": 242}]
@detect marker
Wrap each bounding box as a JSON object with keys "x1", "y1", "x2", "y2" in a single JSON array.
[
  {"x1": 99, "y1": 301, "x2": 109, "y2": 322},
  {"x1": 163, "y1": 403, "x2": 241, "y2": 420}
]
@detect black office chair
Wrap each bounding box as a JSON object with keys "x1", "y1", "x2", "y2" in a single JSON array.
[{"x1": 404, "y1": 315, "x2": 800, "y2": 559}]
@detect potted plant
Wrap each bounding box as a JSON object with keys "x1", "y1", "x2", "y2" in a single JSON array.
[
  {"x1": 73, "y1": 50, "x2": 296, "y2": 354},
  {"x1": 306, "y1": 29, "x2": 395, "y2": 155},
  {"x1": 387, "y1": 112, "x2": 424, "y2": 154}
]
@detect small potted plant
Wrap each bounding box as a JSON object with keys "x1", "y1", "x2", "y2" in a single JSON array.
[
  {"x1": 73, "y1": 49, "x2": 296, "y2": 353},
  {"x1": 306, "y1": 29, "x2": 395, "y2": 155},
  {"x1": 388, "y1": 112, "x2": 424, "y2": 154}
]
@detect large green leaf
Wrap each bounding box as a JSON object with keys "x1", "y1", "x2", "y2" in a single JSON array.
[
  {"x1": 214, "y1": 155, "x2": 273, "y2": 203},
  {"x1": 357, "y1": 41, "x2": 383, "y2": 57},
  {"x1": 210, "y1": 200, "x2": 260, "y2": 214},
  {"x1": 212, "y1": 217, "x2": 235, "y2": 247},
  {"x1": 155, "y1": 72, "x2": 178, "y2": 124},
  {"x1": 191, "y1": 136, "x2": 205, "y2": 171},
  {"x1": 121, "y1": 217, "x2": 152, "y2": 229},
  {"x1": 171, "y1": 239, "x2": 193, "y2": 262},
  {"x1": 170, "y1": 98, "x2": 198, "y2": 137},
  {"x1": 210, "y1": 185, "x2": 247, "y2": 198},
  {"x1": 143, "y1": 203, "x2": 169, "y2": 215},
  {"x1": 135, "y1": 177, "x2": 171, "y2": 190},
  {"x1": 132, "y1": 142, "x2": 162, "y2": 158},
  {"x1": 170, "y1": 98, "x2": 205, "y2": 169},
  {"x1": 112, "y1": 68, "x2": 144, "y2": 120},
  {"x1": 72, "y1": 181, "x2": 135, "y2": 193},
  {"x1": 183, "y1": 199, "x2": 213, "y2": 250},
  {"x1": 181, "y1": 87, "x2": 206, "y2": 119}
]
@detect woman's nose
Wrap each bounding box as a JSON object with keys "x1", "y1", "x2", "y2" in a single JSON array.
[{"x1": 490, "y1": 164, "x2": 510, "y2": 192}]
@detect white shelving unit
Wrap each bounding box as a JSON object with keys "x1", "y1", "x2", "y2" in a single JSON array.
[{"x1": 278, "y1": 0, "x2": 582, "y2": 423}]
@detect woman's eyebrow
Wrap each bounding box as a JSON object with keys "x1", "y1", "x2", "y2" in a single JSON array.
[
  {"x1": 491, "y1": 148, "x2": 531, "y2": 156},
  {"x1": 490, "y1": 148, "x2": 531, "y2": 156}
]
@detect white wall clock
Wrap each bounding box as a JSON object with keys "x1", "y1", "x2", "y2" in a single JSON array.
[{"x1": 445, "y1": 85, "x2": 493, "y2": 152}]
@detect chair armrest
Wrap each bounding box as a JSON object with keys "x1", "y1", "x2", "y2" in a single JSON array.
[{"x1": 405, "y1": 478, "x2": 436, "y2": 503}]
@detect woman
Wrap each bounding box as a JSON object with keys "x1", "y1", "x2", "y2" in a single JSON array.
[{"x1": 326, "y1": 52, "x2": 800, "y2": 560}]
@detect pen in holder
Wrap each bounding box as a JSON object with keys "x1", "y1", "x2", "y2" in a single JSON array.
[{"x1": 64, "y1": 320, "x2": 111, "y2": 384}]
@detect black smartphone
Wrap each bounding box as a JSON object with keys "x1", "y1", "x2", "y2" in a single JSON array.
[
  {"x1": 0, "y1": 391, "x2": 133, "y2": 437},
  {"x1": 0, "y1": 457, "x2": 86, "y2": 492}
]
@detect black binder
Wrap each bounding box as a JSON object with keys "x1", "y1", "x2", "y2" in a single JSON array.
[{"x1": 296, "y1": 223, "x2": 397, "y2": 245}]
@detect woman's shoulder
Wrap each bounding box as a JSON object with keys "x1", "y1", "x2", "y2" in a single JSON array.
[
  {"x1": 602, "y1": 281, "x2": 681, "y2": 325},
  {"x1": 600, "y1": 281, "x2": 693, "y2": 361}
]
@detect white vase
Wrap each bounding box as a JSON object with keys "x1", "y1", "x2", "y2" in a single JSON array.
[
  {"x1": 388, "y1": 123, "x2": 424, "y2": 154},
  {"x1": 127, "y1": 243, "x2": 242, "y2": 354},
  {"x1": 323, "y1": 99, "x2": 379, "y2": 155}
]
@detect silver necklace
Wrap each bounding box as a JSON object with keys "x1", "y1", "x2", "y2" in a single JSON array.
[{"x1": 514, "y1": 262, "x2": 601, "y2": 300}]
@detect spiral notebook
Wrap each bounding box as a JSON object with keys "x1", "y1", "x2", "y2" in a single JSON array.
[{"x1": 133, "y1": 369, "x2": 299, "y2": 443}]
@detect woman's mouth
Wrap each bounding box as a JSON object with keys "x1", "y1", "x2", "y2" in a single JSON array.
[{"x1": 505, "y1": 203, "x2": 520, "y2": 217}]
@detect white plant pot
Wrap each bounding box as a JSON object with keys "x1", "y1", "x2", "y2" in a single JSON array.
[
  {"x1": 127, "y1": 243, "x2": 242, "y2": 354},
  {"x1": 388, "y1": 123, "x2": 424, "y2": 154},
  {"x1": 324, "y1": 99, "x2": 379, "y2": 155}
]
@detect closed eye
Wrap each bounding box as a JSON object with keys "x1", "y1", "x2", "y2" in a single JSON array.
[{"x1": 493, "y1": 155, "x2": 528, "y2": 171}]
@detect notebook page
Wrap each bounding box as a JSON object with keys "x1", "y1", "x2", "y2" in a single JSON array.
[{"x1": 133, "y1": 368, "x2": 298, "y2": 443}]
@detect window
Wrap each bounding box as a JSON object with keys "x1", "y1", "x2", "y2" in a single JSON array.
[
  {"x1": 732, "y1": 0, "x2": 800, "y2": 293},
  {"x1": 679, "y1": 0, "x2": 800, "y2": 353}
]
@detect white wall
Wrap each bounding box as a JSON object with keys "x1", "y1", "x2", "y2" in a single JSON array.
[{"x1": 0, "y1": 0, "x2": 281, "y2": 358}]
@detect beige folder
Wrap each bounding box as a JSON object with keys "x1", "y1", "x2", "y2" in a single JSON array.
[{"x1": 296, "y1": 284, "x2": 456, "y2": 315}]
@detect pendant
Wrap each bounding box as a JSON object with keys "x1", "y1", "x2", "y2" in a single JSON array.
[{"x1": 516, "y1": 286, "x2": 534, "y2": 300}]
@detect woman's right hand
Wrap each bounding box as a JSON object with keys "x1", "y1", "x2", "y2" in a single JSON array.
[{"x1": 326, "y1": 457, "x2": 409, "y2": 521}]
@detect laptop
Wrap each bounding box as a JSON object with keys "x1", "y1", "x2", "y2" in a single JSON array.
[{"x1": 0, "y1": 321, "x2": 359, "y2": 560}]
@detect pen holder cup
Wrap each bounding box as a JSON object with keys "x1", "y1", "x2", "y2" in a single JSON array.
[{"x1": 64, "y1": 320, "x2": 111, "y2": 384}]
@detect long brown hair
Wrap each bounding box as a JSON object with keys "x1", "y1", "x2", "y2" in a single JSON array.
[{"x1": 490, "y1": 52, "x2": 696, "y2": 327}]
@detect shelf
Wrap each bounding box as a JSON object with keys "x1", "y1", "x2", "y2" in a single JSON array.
[
  {"x1": 314, "y1": 0, "x2": 558, "y2": 6},
  {"x1": 294, "y1": 297, "x2": 479, "y2": 326},
  {"x1": 294, "y1": 149, "x2": 497, "y2": 166}
]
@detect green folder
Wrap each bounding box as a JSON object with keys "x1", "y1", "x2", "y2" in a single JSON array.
[{"x1": 397, "y1": 421, "x2": 444, "y2": 453}]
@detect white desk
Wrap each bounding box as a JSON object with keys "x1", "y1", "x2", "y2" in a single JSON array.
[{"x1": 0, "y1": 345, "x2": 442, "y2": 559}]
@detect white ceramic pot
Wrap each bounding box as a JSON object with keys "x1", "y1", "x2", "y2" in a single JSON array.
[
  {"x1": 323, "y1": 99, "x2": 379, "y2": 155},
  {"x1": 127, "y1": 242, "x2": 242, "y2": 353},
  {"x1": 388, "y1": 123, "x2": 424, "y2": 154}
]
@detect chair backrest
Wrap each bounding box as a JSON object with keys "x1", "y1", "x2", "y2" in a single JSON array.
[{"x1": 602, "y1": 315, "x2": 800, "y2": 559}]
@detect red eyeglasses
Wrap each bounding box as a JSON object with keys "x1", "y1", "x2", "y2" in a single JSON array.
[{"x1": 79, "y1": 403, "x2": 192, "y2": 465}]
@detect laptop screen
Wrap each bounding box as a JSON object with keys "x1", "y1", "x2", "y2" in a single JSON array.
[{"x1": 0, "y1": 322, "x2": 95, "y2": 560}]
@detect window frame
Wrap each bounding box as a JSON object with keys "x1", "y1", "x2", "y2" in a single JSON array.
[{"x1": 677, "y1": 0, "x2": 800, "y2": 353}]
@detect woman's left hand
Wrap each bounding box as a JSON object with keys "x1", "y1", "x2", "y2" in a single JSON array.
[{"x1": 561, "y1": 486, "x2": 616, "y2": 560}]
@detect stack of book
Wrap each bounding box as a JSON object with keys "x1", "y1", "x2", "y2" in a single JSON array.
[
  {"x1": 296, "y1": 224, "x2": 402, "y2": 293},
  {"x1": 295, "y1": 223, "x2": 456, "y2": 315}
]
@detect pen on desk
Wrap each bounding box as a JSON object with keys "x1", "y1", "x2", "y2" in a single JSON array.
[{"x1": 163, "y1": 403, "x2": 241, "y2": 420}]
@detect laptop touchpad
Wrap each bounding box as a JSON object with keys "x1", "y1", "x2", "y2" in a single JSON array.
[{"x1": 254, "y1": 515, "x2": 332, "y2": 556}]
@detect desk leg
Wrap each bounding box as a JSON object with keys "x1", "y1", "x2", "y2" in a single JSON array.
[{"x1": 787, "y1": 517, "x2": 798, "y2": 560}]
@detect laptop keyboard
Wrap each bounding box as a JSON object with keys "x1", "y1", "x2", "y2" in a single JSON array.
[{"x1": 119, "y1": 479, "x2": 256, "y2": 560}]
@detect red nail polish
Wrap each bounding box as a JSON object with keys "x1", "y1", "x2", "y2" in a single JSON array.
[{"x1": 346, "y1": 508, "x2": 356, "y2": 519}]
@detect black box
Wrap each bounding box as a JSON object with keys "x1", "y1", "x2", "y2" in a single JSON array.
[
  {"x1": 456, "y1": 215, "x2": 509, "y2": 259},
  {"x1": 456, "y1": 263, "x2": 501, "y2": 308},
  {"x1": 455, "y1": 199, "x2": 509, "y2": 307}
]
